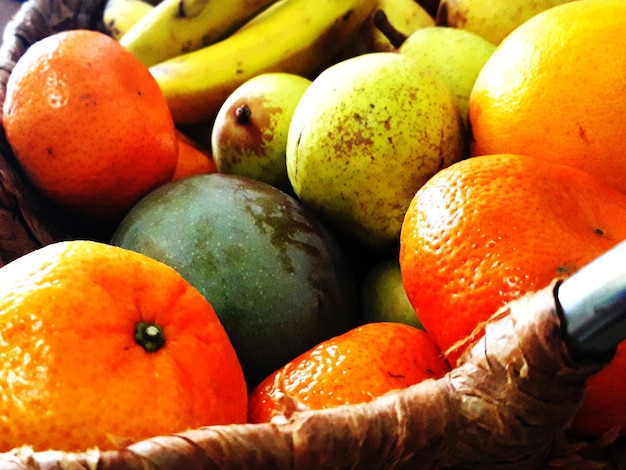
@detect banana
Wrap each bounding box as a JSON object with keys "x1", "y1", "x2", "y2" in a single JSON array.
[
  {"x1": 150, "y1": 0, "x2": 378, "y2": 125},
  {"x1": 103, "y1": 0, "x2": 155, "y2": 41},
  {"x1": 119, "y1": 0, "x2": 281, "y2": 67},
  {"x1": 232, "y1": 0, "x2": 287, "y2": 31}
]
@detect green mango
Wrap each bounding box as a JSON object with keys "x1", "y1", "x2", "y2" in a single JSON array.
[{"x1": 111, "y1": 173, "x2": 358, "y2": 388}]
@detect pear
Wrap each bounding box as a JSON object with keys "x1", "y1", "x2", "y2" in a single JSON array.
[
  {"x1": 436, "y1": 0, "x2": 578, "y2": 45},
  {"x1": 338, "y1": 0, "x2": 433, "y2": 59},
  {"x1": 399, "y1": 26, "x2": 496, "y2": 124},
  {"x1": 211, "y1": 72, "x2": 311, "y2": 193},
  {"x1": 360, "y1": 258, "x2": 423, "y2": 329},
  {"x1": 286, "y1": 52, "x2": 465, "y2": 251}
]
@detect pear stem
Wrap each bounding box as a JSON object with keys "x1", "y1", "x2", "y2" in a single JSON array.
[
  {"x1": 434, "y1": 2, "x2": 449, "y2": 26},
  {"x1": 372, "y1": 10, "x2": 408, "y2": 49}
]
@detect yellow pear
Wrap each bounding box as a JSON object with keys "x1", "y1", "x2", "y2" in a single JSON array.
[
  {"x1": 211, "y1": 72, "x2": 311, "y2": 192},
  {"x1": 436, "y1": 0, "x2": 578, "y2": 44}
]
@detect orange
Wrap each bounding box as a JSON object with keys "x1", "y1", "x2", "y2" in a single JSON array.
[
  {"x1": 171, "y1": 130, "x2": 217, "y2": 181},
  {"x1": 2, "y1": 29, "x2": 178, "y2": 220},
  {"x1": 0, "y1": 240, "x2": 247, "y2": 451},
  {"x1": 248, "y1": 322, "x2": 450, "y2": 423},
  {"x1": 469, "y1": 0, "x2": 626, "y2": 194},
  {"x1": 399, "y1": 153, "x2": 626, "y2": 436}
]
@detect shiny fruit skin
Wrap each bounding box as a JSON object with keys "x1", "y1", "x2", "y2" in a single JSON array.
[
  {"x1": 2, "y1": 29, "x2": 178, "y2": 219},
  {"x1": 248, "y1": 321, "x2": 449, "y2": 423}
]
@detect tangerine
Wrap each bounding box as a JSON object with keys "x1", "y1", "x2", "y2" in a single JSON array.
[
  {"x1": 0, "y1": 240, "x2": 247, "y2": 451},
  {"x1": 171, "y1": 130, "x2": 216, "y2": 181},
  {"x1": 248, "y1": 322, "x2": 450, "y2": 423},
  {"x1": 469, "y1": 0, "x2": 626, "y2": 194},
  {"x1": 399, "y1": 153, "x2": 626, "y2": 436},
  {"x1": 2, "y1": 29, "x2": 178, "y2": 219}
]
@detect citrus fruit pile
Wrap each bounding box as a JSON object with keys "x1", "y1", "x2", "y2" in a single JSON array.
[{"x1": 0, "y1": 0, "x2": 625, "y2": 459}]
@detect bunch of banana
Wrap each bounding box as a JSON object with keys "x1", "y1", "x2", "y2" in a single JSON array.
[
  {"x1": 103, "y1": 0, "x2": 154, "y2": 41},
  {"x1": 119, "y1": 0, "x2": 281, "y2": 67},
  {"x1": 146, "y1": 0, "x2": 379, "y2": 125}
]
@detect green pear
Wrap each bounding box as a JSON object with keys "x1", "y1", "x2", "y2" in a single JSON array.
[
  {"x1": 211, "y1": 72, "x2": 312, "y2": 193},
  {"x1": 399, "y1": 26, "x2": 496, "y2": 124},
  {"x1": 435, "y1": 0, "x2": 577, "y2": 45},
  {"x1": 360, "y1": 258, "x2": 423, "y2": 329},
  {"x1": 286, "y1": 52, "x2": 465, "y2": 251}
]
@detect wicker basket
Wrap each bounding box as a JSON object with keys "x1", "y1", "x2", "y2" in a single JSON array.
[{"x1": 0, "y1": 0, "x2": 625, "y2": 468}]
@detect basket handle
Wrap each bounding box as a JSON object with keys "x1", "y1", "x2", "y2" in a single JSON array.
[{"x1": 558, "y1": 239, "x2": 626, "y2": 360}]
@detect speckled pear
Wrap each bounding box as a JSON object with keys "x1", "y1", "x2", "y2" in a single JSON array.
[
  {"x1": 399, "y1": 26, "x2": 496, "y2": 124},
  {"x1": 286, "y1": 52, "x2": 465, "y2": 251}
]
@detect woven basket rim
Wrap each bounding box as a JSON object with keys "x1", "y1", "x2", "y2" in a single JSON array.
[{"x1": 0, "y1": 1, "x2": 624, "y2": 468}]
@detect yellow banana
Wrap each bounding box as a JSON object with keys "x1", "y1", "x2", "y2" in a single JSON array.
[
  {"x1": 103, "y1": 0, "x2": 155, "y2": 41},
  {"x1": 120, "y1": 0, "x2": 280, "y2": 67},
  {"x1": 232, "y1": 0, "x2": 287, "y2": 31},
  {"x1": 150, "y1": 0, "x2": 378, "y2": 125}
]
